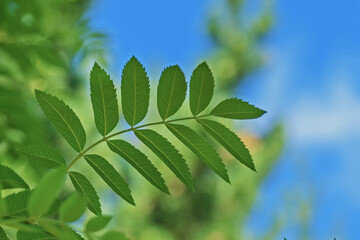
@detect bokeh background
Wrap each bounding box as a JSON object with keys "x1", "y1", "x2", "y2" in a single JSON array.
[{"x1": 1, "y1": 0, "x2": 359, "y2": 239}]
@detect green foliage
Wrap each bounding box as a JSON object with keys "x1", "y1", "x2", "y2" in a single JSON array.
[
  {"x1": 90, "y1": 62, "x2": 119, "y2": 136},
  {"x1": 157, "y1": 65, "x2": 187, "y2": 120},
  {"x1": 85, "y1": 215, "x2": 112, "y2": 232},
  {"x1": 59, "y1": 193, "x2": 87, "y2": 223},
  {"x1": 198, "y1": 119, "x2": 255, "y2": 170},
  {"x1": 166, "y1": 123, "x2": 230, "y2": 183},
  {"x1": 28, "y1": 167, "x2": 65, "y2": 217},
  {"x1": 84, "y1": 154, "x2": 134, "y2": 205},
  {"x1": 101, "y1": 231, "x2": 130, "y2": 240},
  {"x1": 134, "y1": 129, "x2": 194, "y2": 191},
  {"x1": 0, "y1": 164, "x2": 29, "y2": 190},
  {"x1": 211, "y1": 98, "x2": 266, "y2": 119},
  {"x1": 4, "y1": 190, "x2": 30, "y2": 217},
  {"x1": 107, "y1": 140, "x2": 169, "y2": 194},
  {"x1": 35, "y1": 90, "x2": 86, "y2": 152},
  {"x1": 69, "y1": 171, "x2": 102, "y2": 215},
  {"x1": 0, "y1": 226, "x2": 8, "y2": 239},
  {"x1": 121, "y1": 56, "x2": 150, "y2": 126},
  {"x1": 18, "y1": 146, "x2": 66, "y2": 168},
  {"x1": 189, "y1": 62, "x2": 215, "y2": 116}
]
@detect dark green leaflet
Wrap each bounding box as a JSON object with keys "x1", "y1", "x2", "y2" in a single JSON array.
[
  {"x1": 157, "y1": 65, "x2": 187, "y2": 120},
  {"x1": 198, "y1": 119, "x2": 255, "y2": 171},
  {"x1": 107, "y1": 140, "x2": 169, "y2": 194},
  {"x1": 121, "y1": 56, "x2": 150, "y2": 126},
  {"x1": 35, "y1": 90, "x2": 86, "y2": 152},
  {"x1": 211, "y1": 98, "x2": 266, "y2": 119},
  {"x1": 0, "y1": 164, "x2": 29, "y2": 190},
  {"x1": 69, "y1": 171, "x2": 102, "y2": 215},
  {"x1": 90, "y1": 62, "x2": 119, "y2": 136},
  {"x1": 134, "y1": 129, "x2": 194, "y2": 191},
  {"x1": 189, "y1": 62, "x2": 214, "y2": 116},
  {"x1": 166, "y1": 123, "x2": 230, "y2": 183},
  {"x1": 84, "y1": 154, "x2": 134, "y2": 205}
]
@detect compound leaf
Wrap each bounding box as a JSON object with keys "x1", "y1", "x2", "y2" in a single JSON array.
[
  {"x1": 28, "y1": 167, "x2": 65, "y2": 217},
  {"x1": 84, "y1": 154, "x2": 134, "y2": 205},
  {"x1": 134, "y1": 129, "x2": 194, "y2": 191},
  {"x1": 59, "y1": 193, "x2": 87, "y2": 223},
  {"x1": 189, "y1": 62, "x2": 214, "y2": 116},
  {"x1": 198, "y1": 119, "x2": 255, "y2": 171},
  {"x1": 107, "y1": 140, "x2": 169, "y2": 194},
  {"x1": 211, "y1": 98, "x2": 266, "y2": 119},
  {"x1": 90, "y1": 62, "x2": 119, "y2": 136},
  {"x1": 69, "y1": 171, "x2": 102, "y2": 215},
  {"x1": 18, "y1": 145, "x2": 66, "y2": 168},
  {"x1": 121, "y1": 56, "x2": 150, "y2": 126},
  {"x1": 166, "y1": 123, "x2": 230, "y2": 183},
  {"x1": 0, "y1": 164, "x2": 29, "y2": 190},
  {"x1": 157, "y1": 65, "x2": 187, "y2": 120},
  {"x1": 35, "y1": 90, "x2": 86, "y2": 152},
  {"x1": 85, "y1": 215, "x2": 112, "y2": 232}
]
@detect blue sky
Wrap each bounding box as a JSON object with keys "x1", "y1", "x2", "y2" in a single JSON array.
[{"x1": 89, "y1": 0, "x2": 360, "y2": 238}]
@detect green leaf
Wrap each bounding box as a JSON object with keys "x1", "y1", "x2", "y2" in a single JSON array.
[
  {"x1": 28, "y1": 167, "x2": 65, "y2": 217},
  {"x1": 59, "y1": 193, "x2": 87, "y2": 223},
  {"x1": 0, "y1": 164, "x2": 29, "y2": 190},
  {"x1": 69, "y1": 171, "x2": 102, "y2": 215},
  {"x1": 17, "y1": 228, "x2": 55, "y2": 240},
  {"x1": 90, "y1": 62, "x2": 119, "y2": 136},
  {"x1": 0, "y1": 195, "x2": 6, "y2": 218},
  {"x1": 157, "y1": 65, "x2": 187, "y2": 120},
  {"x1": 121, "y1": 56, "x2": 150, "y2": 126},
  {"x1": 166, "y1": 123, "x2": 230, "y2": 183},
  {"x1": 0, "y1": 226, "x2": 8, "y2": 240},
  {"x1": 85, "y1": 215, "x2": 112, "y2": 232},
  {"x1": 4, "y1": 190, "x2": 30, "y2": 217},
  {"x1": 18, "y1": 145, "x2": 66, "y2": 168},
  {"x1": 84, "y1": 154, "x2": 134, "y2": 205},
  {"x1": 134, "y1": 129, "x2": 194, "y2": 191},
  {"x1": 189, "y1": 62, "x2": 214, "y2": 116},
  {"x1": 107, "y1": 140, "x2": 169, "y2": 194},
  {"x1": 35, "y1": 90, "x2": 86, "y2": 152},
  {"x1": 198, "y1": 119, "x2": 255, "y2": 171},
  {"x1": 101, "y1": 231, "x2": 130, "y2": 240},
  {"x1": 211, "y1": 98, "x2": 266, "y2": 119},
  {"x1": 39, "y1": 219, "x2": 84, "y2": 240}
]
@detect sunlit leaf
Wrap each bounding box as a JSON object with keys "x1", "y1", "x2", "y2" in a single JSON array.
[
  {"x1": 189, "y1": 62, "x2": 214, "y2": 116},
  {"x1": 0, "y1": 164, "x2": 29, "y2": 190},
  {"x1": 84, "y1": 154, "x2": 134, "y2": 205},
  {"x1": 59, "y1": 193, "x2": 87, "y2": 223},
  {"x1": 90, "y1": 62, "x2": 119, "y2": 136},
  {"x1": 107, "y1": 140, "x2": 169, "y2": 194},
  {"x1": 211, "y1": 98, "x2": 266, "y2": 119},
  {"x1": 17, "y1": 228, "x2": 55, "y2": 240},
  {"x1": 69, "y1": 171, "x2": 102, "y2": 215},
  {"x1": 35, "y1": 90, "x2": 86, "y2": 152},
  {"x1": 85, "y1": 215, "x2": 112, "y2": 232},
  {"x1": 121, "y1": 56, "x2": 150, "y2": 126},
  {"x1": 198, "y1": 119, "x2": 255, "y2": 171},
  {"x1": 18, "y1": 145, "x2": 66, "y2": 168},
  {"x1": 157, "y1": 65, "x2": 187, "y2": 120},
  {"x1": 39, "y1": 219, "x2": 84, "y2": 240},
  {"x1": 28, "y1": 167, "x2": 65, "y2": 217},
  {"x1": 166, "y1": 123, "x2": 230, "y2": 183},
  {"x1": 134, "y1": 129, "x2": 194, "y2": 191}
]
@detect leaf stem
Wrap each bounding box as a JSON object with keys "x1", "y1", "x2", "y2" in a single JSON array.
[{"x1": 65, "y1": 114, "x2": 210, "y2": 172}]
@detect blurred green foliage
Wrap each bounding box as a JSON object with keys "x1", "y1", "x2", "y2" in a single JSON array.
[{"x1": 0, "y1": 0, "x2": 105, "y2": 177}]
